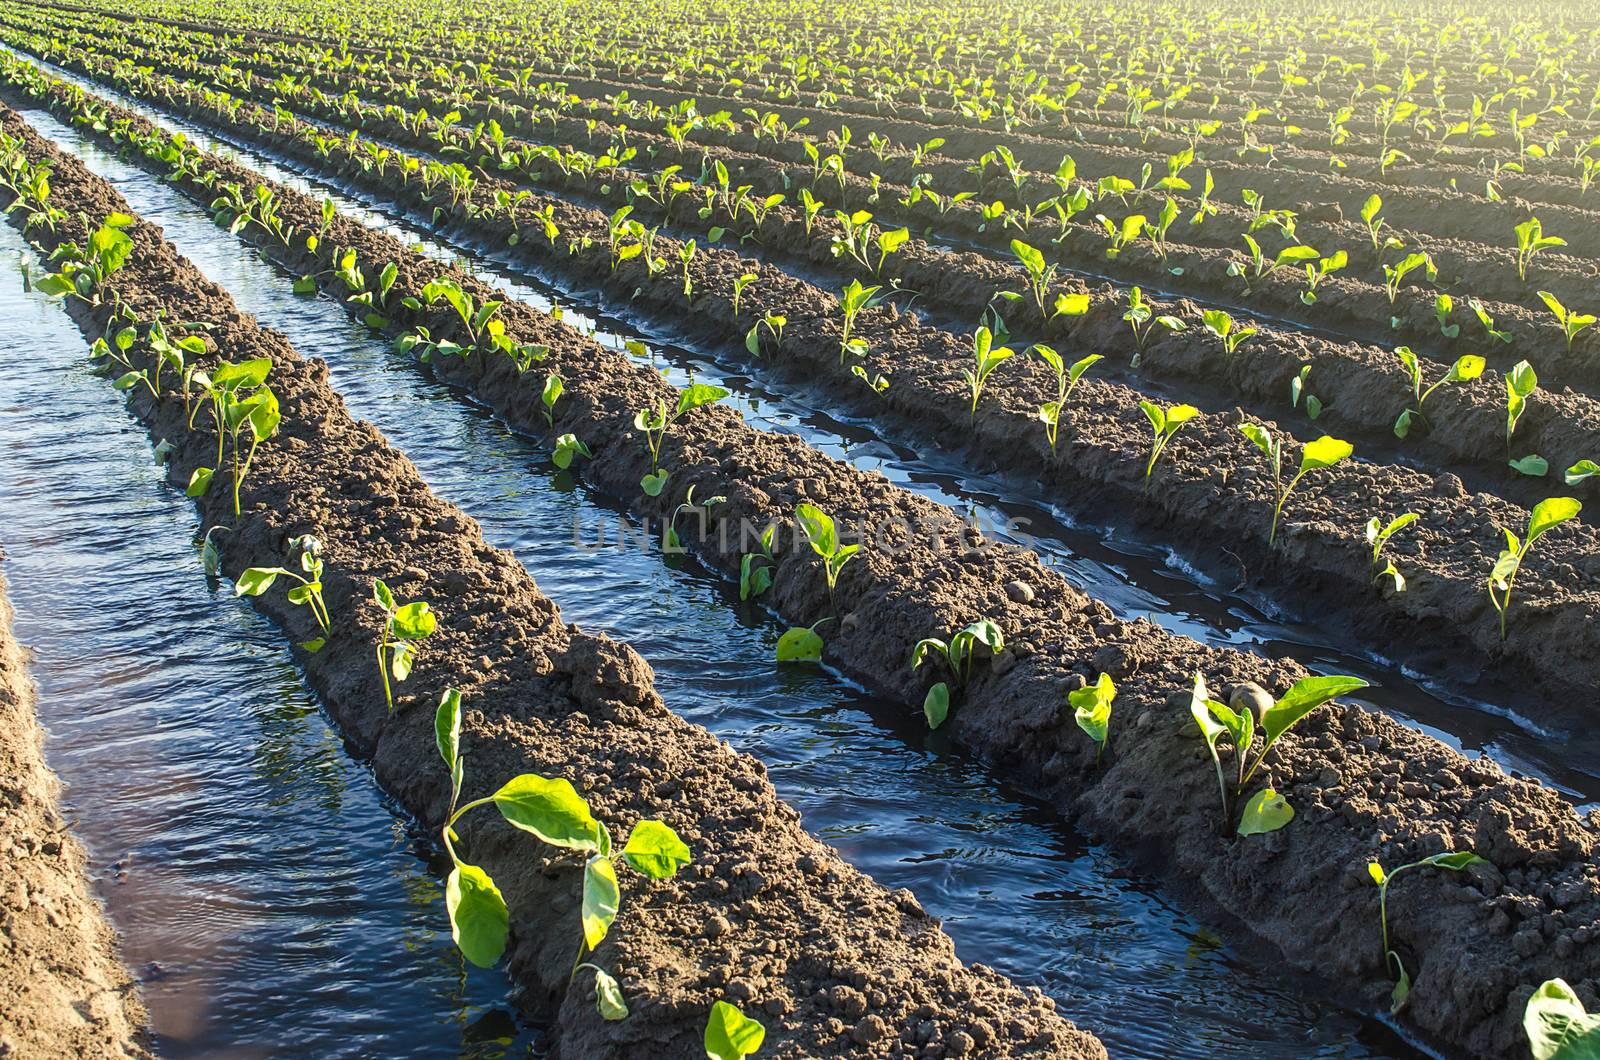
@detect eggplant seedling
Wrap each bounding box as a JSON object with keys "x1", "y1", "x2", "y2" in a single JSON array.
[
  {"x1": 1190, "y1": 670, "x2": 1368, "y2": 826},
  {"x1": 1070, "y1": 673, "x2": 1115, "y2": 763},
  {"x1": 1366, "y1": 513, "x2": 1418, "y2": 592},
  {"x1": 912, "y1": 619, "x2": 1005, "y2": 729},
  {"x1": 1123, "y1": 286, "x2": 1185, "y2": 366},
  {"x1": 1513, "y1": 218, "x2": 1566, "y2": 281},
  {"x1": 1138, "y1": 401, "x2": 1200, "y2": 485},
  {"x1": 666, "y1": 486, "x2": 726, "y2": 551},
  {"x1": 1506, "y1": 360, "x2": 1539, "y2": 450},
  {"x1": 1488, "y1": 497, "x2": 1582, "y2": 640},
  {"x1": 552, "y1": 433, "x2": 592, "y2": 470},
  {"x1": 415, "y1": 276, "x2": 501, "y2": 346},
  {"x1": 1382, "y1": 252, "x2": 1435, "y2": 306},
  {"x1": 541, "y1": 373, "x2": 563, "y2": 427},
  {"x1": 433, "y1": 689, "x2": 689, "y2": 1021},
  {"x1": 1368, "y1": 851, "x2": 1487, "y2": 1012},
  {"x1": 739, "y1": 524, "x2": 777, "y2": 600},
  {"x1": 1032, "y1": 346, "x2": 1101, "y2": 456},
  {"x1": 633, "y1": 383, "x2": 729, "y2": 496},
  {"x1": 965, "y1": 326, "x2": 1015, "y2": 419},
  {"x1": 837, "y1": 279, "x2": 883, "y2": 364},
  {"x1": 234, "y1": 534, "x2": 332, "y2": 650},
  {"x1": 1009, "y1": 239, "x2": 1087, "y2": 322},
  {"x1": 744, "y1": 313, "x2": 786, "y2": 357},
  {"x1": 1537, "y1": 292, "x2": 1596, "y2": 353},
  {"x1": 35, "y1": 212, "x2": 135, "y2": 304},
  {"x1": 372, "y1": 578, "x2": 437, "y2": 712},
  {"x1": 1392, "y1": 349, "x2": 1485, "y2": 438},
  {"x1": 1239, "y1": 427, "x2": 1353, "y2": 543},
  {"x1": 1201, "y1": 309, "x2": 1256, "y2": 355},
  {"x1": 795, "y1": 503, "x2": 857, "y2": 617}
]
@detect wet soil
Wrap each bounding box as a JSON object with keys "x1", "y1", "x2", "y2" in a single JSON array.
[
  {"x1": 4, "y1": 83, "x2": 1596, "y2": 1059},
  {"x1": 0, "y1": 110, "x2": 1105, "y2": 1059},
  {"x1": 0, "y1": 571, "x2": 151, "y2": 1059}
]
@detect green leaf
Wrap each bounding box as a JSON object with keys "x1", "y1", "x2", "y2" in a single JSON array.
[
  {"x1": 1511, "y1": 455, "x2": 1550, "y2": 477},
  {"x1": 1237, "y1": 788, "x2": 1294, "y2": 835},
  {"x1": 923, "y1": 682, "x2": 950, "y2": 729},
  {"x1": 299, "y1": 637, "x2": 326, "y2": 653},
  {"x1": 794, "y1": 503, "x2": 837, "y2": 557},
  {"x1": 234, "y1": 567, "x2": 281, "y2": 596},
  {"x1": 676, "y1": 382, "x2": 729, "y2": 416},
  {"x1": 435, "y1": 688, "x2": 462, "y2": 772},
  {"x1": 445, "y1": 863, "x2": 508, "y2": 968},
  {"x1": 641, "y1": 470, "x2": 669, "y2": 496},
  {"x1": 1300, "y1": 435, "x2": 1353, "y2": 471},
  {"x1": 373, "y1": 578, "x2": 396, "y2": 611},
  {"x1": 1069, "y1": 673, "x2": 1115, "y2": 751},
  {"x1": 1388, "y1": 951, "x2": 1412, "y2": 1015},
  {"x1": 186, "y1": 467, "x2": 214, "y2": 496},
  {"x1": 705, "y1": 1000, "x2": 766, "y2": 1060},
  {"x1": 1055, "y1": 292, "x2": 1090, "y2": 317},
  {"x1": 1262, "y1": 675, "x2": 1369, "y2": 744},
  {"x1": 581, "y1": 855, "x2": 620, "y2": 950},
  {"x1": 594, "y1": 966, "x2": 629, "y2": 1021},
  {"x1": 1420, "y1": 851, "x2": 1489, "y2": 872},
  {"x1": 775, "y1": 625, "x2": 823, "y2": 662},
  {"x1": 1528, "y1": 497, "x2": 1582, "y2": 544},
  {"x1": 391, "y1": 600, "x2": 437, "y2": 639},
  {"x1": 492, "y1": 774, "x2": 602, "y2": 851},
  {"x1": 1565, "y1": 460, "x2": 1599, "y2": 485},
  {"x1": 621, "y1": 820, "x2": 692, "y2": 878},
  {"x1": 1524, "y1": 979, "x2": 1600, "y2": 1060}
]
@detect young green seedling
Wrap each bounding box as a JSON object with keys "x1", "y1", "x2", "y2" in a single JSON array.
[
  {"x1": 1240, "y1": 427, "x2": 1354, "y2": 543},
  {"x1": 1513, "y1": 218, "x2": 1566, "y2": 281},
  {"x1": 1300, "y1": 250, "x2": 1348, "y2": 305},
  {"x1": 552, "y1": 434, "x2": 592, "y2": 470},
  {"x1": 541, "y1": 373, "x2": 563, "y2": 427},
  {"x1": 1538, "y1": 292, "x2": 1596, "y2": 353},
  {"x1": 234, "y1": 534, "x2": 333, "y2": 650},
  {"x1": 633, "y1": 383, "x2": 729, "y2": 496},
  {"x1": 1032, "y1": 346, "x2": 1101, "y2": 456},
  {"x1": 372, "y1": 578, "x2": 436, "y2": 712},
  {"x1": 837, "y1": 279, "x2": 882, "y2": 365},
  {"x1": 1392, "y1": 349, "x2": 1485, "y2": 438},
  {"x1": 666, "y1": 486, "x2": 726, "y2": 551},
  {"x1": 795, "y1": 503, "x2": 858, "y2": 618},
  {"x1": 1123, "y1": 286, "x2": 1186, "y2": 366},
  {"x1": 1367, "y1": 851, "x2": 1487, "y2": 1012},
  {"x1": 739, "y1": 524, "x2": 778, "y2": 601},
  {"x1": 1138, "y1": 401, "x2": 1200, "y2": 485},
  {"x1": 1382, "y1": 252, "x2": 1436, "y2": 306},
  {"x1": 1071, "y1": 673, "x2": 1115, "y2": 763},
  {"x1": 1488, "y1": 497, "x2": 1583, "y2": 640},
  {"x1": 1366, "y1": 513, "x2": 1418, "y2": 592},
  {"x1": 1201, "y1": 309, "x2": 1257, "y2": 355},
  {"x1": 1506, "y1": 360, "x2": 1539, "y2": 450},
  {"x1": 744, "y1": 313, "x2": 786, "y2": 357},
  {"x1": 432, "y1": 689, "x2": 690, "y2": 1022},
  {"x1": 35, "y1": 212, "x2": 135, "y2": 303},
  {"x1": 1009, "y1": 239, "x2": 1087, "y2": 322},
  {"x1": 911, "y1": 619, "x2": 1005, "y2": 729},
  {"x1": 965, "y1": 326, "x2": 1015, "y2": 419}
]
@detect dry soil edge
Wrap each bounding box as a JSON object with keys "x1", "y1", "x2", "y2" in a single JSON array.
[
  {"x1": 0, "y1": 118, "x2": 1102, "y2": 1060},
  {"x1": 0, "y1": 569, "x2": 151, "y2": 1059}
]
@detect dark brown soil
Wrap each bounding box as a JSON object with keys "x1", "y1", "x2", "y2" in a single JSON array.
[
  {"x1": 0, "y1": 570, "x2": 151, "y2": 1059},
  {"x1": 5, "y1": 76, "x2": 1597, "y2": 1060},
  {"x1": 0, "y1": 106, "x2": 1104, "y2": 1060},
  {"x1": 14, "y1": 50, "x2": 1596, "y2": 723}
]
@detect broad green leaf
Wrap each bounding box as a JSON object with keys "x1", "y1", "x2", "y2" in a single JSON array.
[
  {"x1": 1070, "y1": 673, "x2": 1115, "y2": 750},
  {"x1": 1262, "y1": 675, "x2": 1369, "y2": 743},
  {"x1": 436, "y1": 687, "x2": 462, "y2": 772},
  {"x1": 1055, "y1": 292, "x2": 1090, "y2": 317},
  {"x1": 1300, "y1": 435, "x2": 1353, "y2": 471},
  {"x1": 1524, "y1": 979, "x2": 1600, "y2": 1060},
  {"x1": 775, "y1": 625, "x2": 823, "y2": 662},
  {"x1": 621, "y1": 820, "x2": 692, "y2": 878},
  {"x1": 1528, "y1": 497, "x2": 1582, "y2": 544},
  {"x1": 705, "y1": 1000, "x2": 766, "y2": 1060},
  {"x1": 1237, "y1": 788, "x2": 1294, "y2": 835},
  {"x1": 581, "y1": 855, "x2": 620, "y2": 950},
  {"x1": 676, "y1": 383, "x2": 729, "y2": 416},
  {"x1": 794, "y1": 503, "x2": 837, "y2": 556},
  {"x1": 373, "y1": 578, "x2": 396, "y2": 611},
  {"x1": 641, "y1": 470, "x2": 669, "y2": 496},
  {"x1": 923, "y1": 682, "x2": 950, "y2": 729},
  {"x1": 1511, "y1": 455, "x2": 1550, "y2": 477},
  {"x1": 446, "y1": 863, "x2": 508, "y2": 968},
  {"x1": 392, "y1": 601, "x2": 437, "y2": 639},
  {"x1": 492, "y1": 774, "x2": 602, "y2": 851},
  {"x1": 186, "y1": 467, "x2": 214, "y2": 496},
  {"x1": 1565, "y1": 460, "x2": 1599, "y2": 485},
  {"x1": 234, "y1": 567, "x2": 281, "y2": 596}
]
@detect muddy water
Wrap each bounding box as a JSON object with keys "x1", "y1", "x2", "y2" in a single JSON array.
[{"x1": 1, "y1": 109, "x2": 1435, "y2": 1058}]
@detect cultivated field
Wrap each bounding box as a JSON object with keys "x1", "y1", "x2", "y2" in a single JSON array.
[{"x1": 0, "y1": 1, "x2": 1597, "y2": 1057}]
